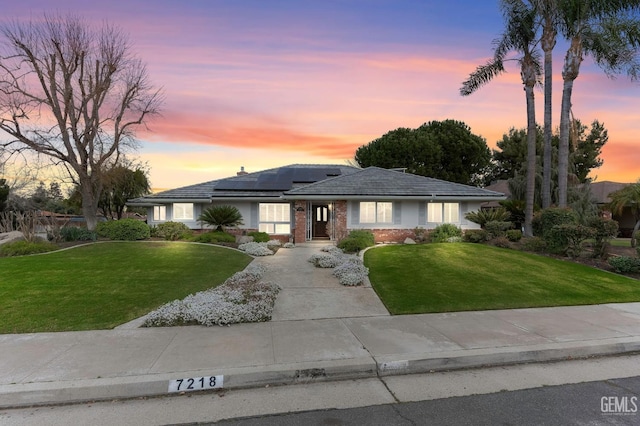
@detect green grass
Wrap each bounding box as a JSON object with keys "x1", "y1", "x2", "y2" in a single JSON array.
[
  {"x1": 365, "y1": 243, "x2": 640, "y2": 315},
  {"x1": 0, "y1": 242, "x2": 252, "y2": 333}
]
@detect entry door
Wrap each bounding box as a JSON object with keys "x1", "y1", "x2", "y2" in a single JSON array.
[{"x1": 313, "y1": 204, "x2": 329, "y2": 239}]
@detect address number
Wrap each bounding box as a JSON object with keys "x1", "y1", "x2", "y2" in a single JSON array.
[{"x1": 168, "y1": 375, "x2": 224, "y2": 393}]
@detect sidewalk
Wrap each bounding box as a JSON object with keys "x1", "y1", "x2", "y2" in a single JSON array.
[{"x1": 2, "y1": 244, "x2": 640, "y2": 408}]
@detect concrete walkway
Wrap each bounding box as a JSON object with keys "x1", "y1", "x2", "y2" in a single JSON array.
[{"x1": 2, "y1": 244, "x2": 640, "y2": 408}]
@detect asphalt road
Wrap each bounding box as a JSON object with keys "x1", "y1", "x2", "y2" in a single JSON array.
[{"x1": 211, "y1": 376, "x2": 640, "y2": 425}]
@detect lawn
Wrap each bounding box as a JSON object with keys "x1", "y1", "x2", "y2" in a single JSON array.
[
  {"x1": 365, "y1": 243, "x2": 640, "y2": 315},
  {"x1": 0, "y1": 242, "x2": 252, "y2": 333}
]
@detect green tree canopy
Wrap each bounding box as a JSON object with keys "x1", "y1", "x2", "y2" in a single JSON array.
[
  {"x1": 355, "y1": 119, "x2": 490, "y2": 185},
  {"x1": 99, "y1": 165, "x2": 151, "y2": 220}
]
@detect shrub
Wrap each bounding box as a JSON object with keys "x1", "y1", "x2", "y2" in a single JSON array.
[
  {"x1": 491, "y1": 236, "x2": 511, "y2": 248},
  {"x1": 549, "y1": 224, "x2": 595, "y2": 258},
  {"x1": 198, "y1": 205, "x2": 243, "y2": 231},
  {"x1": 308, "y1": 252, "x2": 342, "y2": 268},
  {"x1": 192, "y1": 231, "x2": 236, "y2": 243},
  {"x1": 283, "y1": 242, "x2": 295, "y2": 249},
  {"x1": 154, "y1": 221, "x2": 192, "y2": 241},
  {"x1": 60, "y1": 226, "x2": 97, "y2": 242},
  {"x1": 413, "y1": 226, "x2": 427, "y2": 242},
  {"x1": 485, "y1": 221, "x2": 513, "y2": 239},
  {"x1": 332, "y1": 257, "x2": 369, "y2": 286},
  {"x1": 429, "y1": 224, "x2": 462, "y2": 243},
  {"x1": 247, "y1": 231, "x2": 269, "y2": 243},
  {"x1": 587, "y1": 217, "x2": 619, "y2": 259},
  {"x1": 608, "y1": 256, "x2": 640, "y2": 274},
  {"x1": 96, "y1": 219, "x2": 150, "y2": 241},
  {"x1": 520, "y1": 236, "x2": 546, "y2": 252},
  {"x1": 463, "y1": 229, "x2": 488, "y2": 243},
  {"x1": 0, "y1": 240, "x2": 57, "y2": 256},
  {"x1": 465, "y1": 208, "x2": 510, "y2": 227},
  {"x1": 337, "y1": 230, "x2": 375, "y2": 253},
  {"x1": 238, "y1": 241, "x2": 274, "y2": 256},
  {"x1": 534, "y1": 208, "x2": 577, "y2": 253},
  {"x1": 506, "y1": 229, "x2": 522, "y2": 242}
]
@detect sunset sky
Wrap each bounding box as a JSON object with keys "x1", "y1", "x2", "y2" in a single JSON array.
[{"x1": 3, "y1": 0, "x2": 639, "y2": 191}]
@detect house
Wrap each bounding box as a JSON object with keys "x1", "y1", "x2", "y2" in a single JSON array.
[
  {"x1": 127, "y1": 164, "x2": 506, "y2": 243},
  {"x1": 591, "y1": 181, "x2": 637, "y2": 237}
]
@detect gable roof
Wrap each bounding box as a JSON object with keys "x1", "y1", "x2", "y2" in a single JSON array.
[
  {"x1": 283, "y1": 167, "x2": 505, "y2": 200},
  {"x1": 590, "y1": 181, "x2": 631, "y2": 204}
]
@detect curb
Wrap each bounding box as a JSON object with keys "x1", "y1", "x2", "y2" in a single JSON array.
[{"x1": 2, "y1": 339, "x2": 640, "y2": 409}]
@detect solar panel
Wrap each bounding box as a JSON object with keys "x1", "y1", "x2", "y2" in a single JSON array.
[{"x1": 215, "y1": 166, "x2": 344, "y2": 191}]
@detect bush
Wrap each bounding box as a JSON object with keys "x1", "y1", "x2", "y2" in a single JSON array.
[
  {"x1": 520, "y1": 236, "x2": 546, "y2": 252},
  {"x1": 549, "y1": 224, "x2": 595, "y2": 258},
  {"x1": 465, "y1": 208, "x2": 510, "y2": 227},
  {"x1": 154, "y1": 221, "x2": 193, "y2": 241},
  {"x1": 485, "y1": 221, "x2": 513, "y2": 239},
  {"x1": 587, "y1": 217, "x2": 619, "y2": 259},
  {"x1": 506, "y1": 229, "x2": 522, "y2": 242},
  {"x1": 608, "y1": 256, "x2": 640, "y2": 274},
  {"x1": 247, "y1": 231, "x2": 269, "y2": 243},
  {"x1": 429, "y1": 224, "x2": 462, "y2": 243},
  {"x1": 463, "y1": 229, "x2": 488, "y2": 243},
  {"x1": 337, "y1": 230, "x2": 375, "y2": 253},
  {"x1": 491, "y1": 236, "x2": 511, "y2": 248},
  {"x1": 0, "y1": 240, "x2": 57, "y2": 256},
  {"x1": 535, "y1": 208, "x2": 577, "y2": 253},
  {"x1": 332, "y1": 257, "x2": 369, "y2": 286},
  {"x1": 96, "y1": 219, "x2": 150, "y2": 241},
  {"x1": 60, "y1": 226, "x2": 97, "y2": 242},
  {"x1": 198, "y1": 205, "x2": 243, "y2": 231},
  {"x1": 192, "y1": 231, "x2": 236, "y2": 244},
  {"x1": 238, "y1": 241, "x2": 274, "y2": 256}
]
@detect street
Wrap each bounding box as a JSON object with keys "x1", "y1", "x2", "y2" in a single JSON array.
[{"x1": 2, "y1": 354, "x2": 640, "y2": 425}]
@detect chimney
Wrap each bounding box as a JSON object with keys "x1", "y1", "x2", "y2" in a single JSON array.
[{"x1": 237, "y1": 166, "x2": 248, "y2": 176}]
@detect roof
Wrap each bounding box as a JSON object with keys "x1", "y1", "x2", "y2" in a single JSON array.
[
  {"x1": 283, "y1": 167, "x2": 505, "y2": 200},
  {"x1": 590, "y1": 181, "x2": 631, "y2": 204},
  {"x1": 128, "y1": 164, "x2": 360, "y2": 205}
]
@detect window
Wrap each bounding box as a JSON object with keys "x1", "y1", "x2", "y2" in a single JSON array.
[
  {"x1": 153, "y1": 206, "x2": 166, "y2": 221},
  {"x1": 428, "y1": 202, "x2": 459, "y2": 223},
  {"x1": 359, "y1": 202, "x2": 393, "y2": 224},
  {"x1": 259, "y1": 203, "x2": 291, "y2": 234},
  {"x1": 173, "y1": 203, "x2": 194, "y2": 220}
]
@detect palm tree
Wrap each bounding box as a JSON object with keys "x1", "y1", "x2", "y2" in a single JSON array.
[
  {"x1": 461, "y1": 0, "x2": 541, "y2": 236},
  {"x1": 534, "y1": 0, "x2": 558, "y2": 209},
  {"x1": 557, "y1": 0, "x2": 640, "y2": 207},
  {"x1": 608, "y1": 180, "x2": 640, "y2": 247},
  {"x1": 198, "y1": 205, "x2": 244, "y2": 232}
]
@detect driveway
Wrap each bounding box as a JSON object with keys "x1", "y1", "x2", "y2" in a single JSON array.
[{"x1": 253, "y1": 243, "x2": 390, "y2": 321}]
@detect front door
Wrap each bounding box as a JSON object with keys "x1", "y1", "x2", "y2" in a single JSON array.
[{"x1": 312, "y1": 204, "x2": 330, "y2": 240}]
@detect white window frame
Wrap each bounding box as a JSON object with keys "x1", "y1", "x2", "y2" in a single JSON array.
[
  {"x1": 153, "y1": 205, "x2": 166, "y2": 221},
  {"x1": 359, "y1": 201, "x2": 393, "y2": 224},
  {"x1": 173, "y1": 203, "x2": 194, "y2": 221},
  {"x1": 428, "y1": 202, "x2": 460, "y2": 223},
  {"x1": 259, "y1": 203, "x2": 291, "y2": 234}
]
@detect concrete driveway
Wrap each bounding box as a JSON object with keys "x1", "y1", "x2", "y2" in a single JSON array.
[{"x1": 253, "y1": 243, "x2": 390, "y2": 321}]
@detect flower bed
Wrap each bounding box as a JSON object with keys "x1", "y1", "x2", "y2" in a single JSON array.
[
  {"x1": 142, "y1": 263, "x2": 280, "y2": 326},
  {"x1": 308, "y1": 246, "x2": 369, "y2": 286}
]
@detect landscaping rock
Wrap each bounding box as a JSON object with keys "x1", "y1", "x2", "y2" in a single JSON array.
[
  {"x1": 404, "y1": 237, "x2": 416, "y2": 245},
  {"x1": 236, "y1": 235, "x2": 254, "y2": 244},
  {"x1": 0, "y1": 231, "x2": 24, "y2": 246}
]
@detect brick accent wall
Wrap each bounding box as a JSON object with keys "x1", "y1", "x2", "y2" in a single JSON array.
[
  {"x1": 362, "y1": 229, "x2": 417, "y2": 244},
  {"x1": 293, "y1": 200, "x2": 307, "y2": 243},
  {"x1": 333, "y1": 200, "x2": 348, "y2": 241}
]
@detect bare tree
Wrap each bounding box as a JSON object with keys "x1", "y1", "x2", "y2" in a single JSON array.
[{"x1": 0, "y1": 14, "x2": 162, "y2": 229}]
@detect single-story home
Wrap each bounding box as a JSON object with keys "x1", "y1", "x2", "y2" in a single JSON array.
[{"x1": 127, "y1": 164, "x2": 506, "y2": 243}]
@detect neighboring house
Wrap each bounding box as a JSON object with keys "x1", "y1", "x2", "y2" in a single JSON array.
[
  {"x1": 481, "y1": 180, "x2": 636, "y2": 237},
  {"x1": 127, "y1": 164, "x2": 505, "y2": 243}
]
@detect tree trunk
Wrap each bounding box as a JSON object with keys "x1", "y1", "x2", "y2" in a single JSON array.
[
  {"x1": 524, "y1": 84, "x2": 537, "y2": 237},
  {"x1": 632, "y1": 219, "x2": 639, "y2": 248},
  {"x1": 542, "y1": 36, "x2": 554, "y2": 209},
  {"x1": 80, "y1": 180, "x2": 99, "y2": 231},
  {"x1": 559, "y1": 37, "x2": 582, "y2": 208}
]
